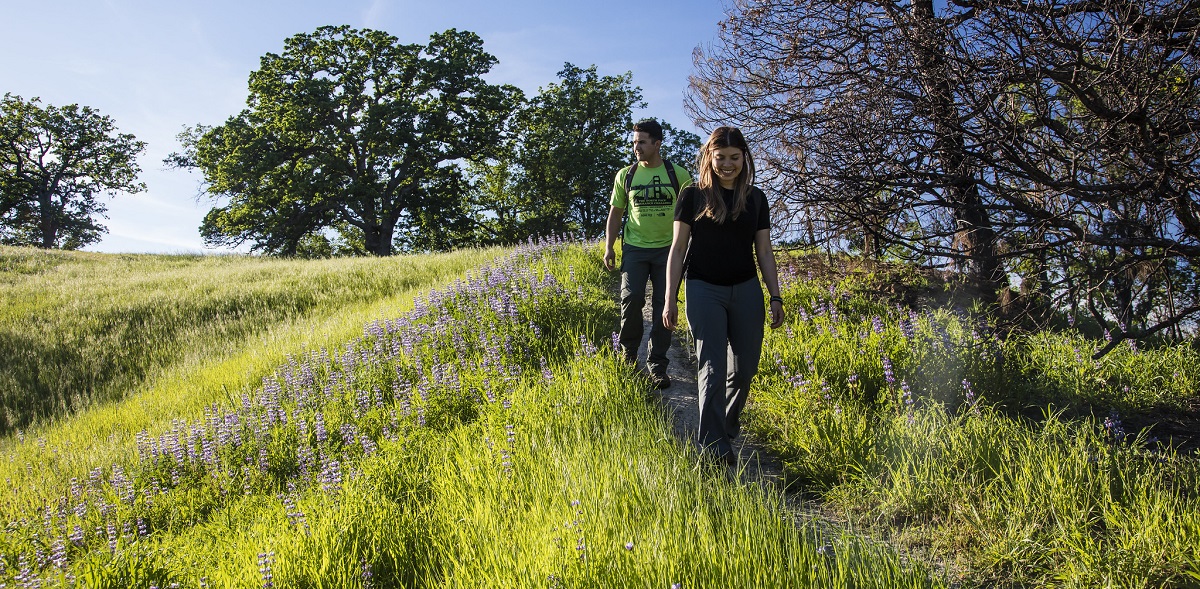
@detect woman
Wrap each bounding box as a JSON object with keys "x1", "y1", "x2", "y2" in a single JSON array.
[{"x1": 663, "y1": 126, "x2": 785, "y2": 465}]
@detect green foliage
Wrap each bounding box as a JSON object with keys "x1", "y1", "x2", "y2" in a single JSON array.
[
  {"x1": 658, "y1": 121, "x2": 703, "y2": 179},
  {"x1": 0, "y1": 93, "x2": 145, "y2": 249},
  {"x1": 468, "y1": 64, "x2": 645, "y2": 243},
  {"x1": 171, "y1": 26, "x2": 522, "y2": 256}
]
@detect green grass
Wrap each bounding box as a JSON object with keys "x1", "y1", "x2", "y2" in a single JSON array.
[
  {"x1": 14, "y1": 242, "x2": 1192, "y2": 587},
  {"x1": 746, "y1": 252, "x2": 1200, "y2": 587},
  {"x1": 0, "y1": 245, "x2": 503, "y2": 434},
  {"x1": 0, "y1": 245, "x2": 502, "y2": 522},
  {"x1": 1, "y1": 241, "x2": 937, "y2": 588}
]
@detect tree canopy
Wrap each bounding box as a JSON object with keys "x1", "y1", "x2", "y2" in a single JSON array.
[
  {"x1": 468, "y1": 64, "x2": 642, "y2": 243},
  {"x1": 169, "y1": 26, "x2": 521, "y2": 256},
  {"x1": 0, "y1": 94, "x2": 145, "y2": 249},
  {"x1": 467, "y1": 64, "x2": 701, "y2": 244}
]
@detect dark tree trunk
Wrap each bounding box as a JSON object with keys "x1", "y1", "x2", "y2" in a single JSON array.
[
  {"x1": 912, "y1": 0, "x2": 1004, "y2": 303},
  {"x1": 364, "y1": 222, "x2": 394, "y2": 256},
  {"x1": 38, "y1": 191, "x2": 57, "y2": 249}
]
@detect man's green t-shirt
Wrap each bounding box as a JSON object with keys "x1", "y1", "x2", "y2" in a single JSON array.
[{"x1": 610, "y1": 162, "x2": 693, "y2": 249}]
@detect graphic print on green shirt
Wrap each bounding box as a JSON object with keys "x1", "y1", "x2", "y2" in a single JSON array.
[{"x1": 610, "y1": 162, "x2": 693, "y2": 249}]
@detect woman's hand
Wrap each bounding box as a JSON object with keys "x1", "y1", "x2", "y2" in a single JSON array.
[
  {"x1": 663, "y1": 300, "x2": 679, "y2": 331},
  {"x1": 769, "y1": 299, "x2": 785, "y2": 329}
]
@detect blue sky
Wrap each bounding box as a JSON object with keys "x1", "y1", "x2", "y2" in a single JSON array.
[{"x1": 0, "y1": 0, "x2": 729, "y2": 253}]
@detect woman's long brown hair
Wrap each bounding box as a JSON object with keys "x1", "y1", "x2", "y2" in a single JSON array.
[{"x1": 694, "y1": 126, "x2": 755, "y2": 223}]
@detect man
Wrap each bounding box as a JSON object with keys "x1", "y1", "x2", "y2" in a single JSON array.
[{"x1": 604, "y1": 119, "x2": 693, "y2": 389}]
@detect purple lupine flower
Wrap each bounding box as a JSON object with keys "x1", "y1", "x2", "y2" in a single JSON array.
[
  {"x1": 1104, "y1": 411, "x2": 1127, "y2": 442},
  {"x1": 314, "y1": 411, "x2": 328, "y2": 444},
  {"x1": 15, "y1": 553, "x2": 33, "y2": 587},
  {"x1": 882, "y1": 356, "x2": 896, "y2": 385},
  {"x1": 871, "y1": 316, "x2": 885, "y2": 334},
  {"x1": 69, "y1": 524, "x2": 85, "y2": 546},
  {"x1": 340, "y1": 423, "x2": 359, "y2": 446},
  {"x1": 258, "y1": 551, "x2": 275, "y2": 589},
  {"x1": 112, "y1": 463, "x2": 135, "y2": 503},
  {"x1": 321, "y1": 458, "x2": 343, "y2": 493},
  {"x1": 51, "y1": 537, "x2": 67, "y2": 571},
  {"x1": 107, "y1": 521, "x2": 118, "y2": 552},
  {"x1": 360, "y1": 435, "x2": 377, "y2": 456},
  {"x1": 579, "y1": 334, "x2": 598, "y2": 356},
  {"x1": 361, "y1": 558, "x2": 374, "y2": 587},
  {"x1": 961, "y1": 380, "x2": 977, "y2": 409},
  {"x1": 201, "y1": 432, "x2": 216, "y2": 466}
]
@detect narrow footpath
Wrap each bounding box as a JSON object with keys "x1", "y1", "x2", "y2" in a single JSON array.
[{"x1": 628, "y1": 288, "x2": 835, "y2": 524}]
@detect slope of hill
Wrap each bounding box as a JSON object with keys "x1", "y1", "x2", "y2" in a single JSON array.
[{"x1": 1, "y1": 243, "x2": 1195, "y2": 587}]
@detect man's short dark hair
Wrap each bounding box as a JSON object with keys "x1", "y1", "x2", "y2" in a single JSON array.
[{"x1": 633, "y1": 119, "x2": 664, "y2": 142}]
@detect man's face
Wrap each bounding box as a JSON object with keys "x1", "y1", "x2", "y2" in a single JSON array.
[{"x1": 632, "y1": 131, "x2": 662, "y2": 163}]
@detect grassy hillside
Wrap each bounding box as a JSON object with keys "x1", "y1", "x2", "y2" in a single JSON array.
[
  {"x1": 0, "y1": 246, "x2": 504, "y2": 435},
  {"x1": 0, "y1": 245, "x2": 502, "y2": 527},
  {"x1": 0, "y1": 241, "x2": 936, "y2": 588},
  {"x1": 3, "y1": 242, "x2": 1196, "y2": 587}
]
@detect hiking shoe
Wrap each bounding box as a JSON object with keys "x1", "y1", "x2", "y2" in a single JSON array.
[{"x1": 650, "y1": 373, "x2": 671, "y2": 390}]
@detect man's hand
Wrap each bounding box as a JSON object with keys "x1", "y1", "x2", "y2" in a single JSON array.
[{"x1": 603, "y1": 247, "x2": 616, "y2": 271}]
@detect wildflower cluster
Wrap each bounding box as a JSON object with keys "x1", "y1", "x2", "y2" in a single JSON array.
[{"x1": 765, "y1": 275, "x2": 1002, "y2": 414}]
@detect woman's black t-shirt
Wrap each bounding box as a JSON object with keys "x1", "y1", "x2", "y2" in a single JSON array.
[{"x1": 674, "y1": 185, "x2": 770, "y2": 285}]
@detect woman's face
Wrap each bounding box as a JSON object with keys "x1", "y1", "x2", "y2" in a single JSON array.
[{"x1": 711, "y1": 146, "x2": 743, "y2": 186}]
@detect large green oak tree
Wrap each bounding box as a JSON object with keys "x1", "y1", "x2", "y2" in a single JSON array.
[
  {"x1": 0, "y1": 94, "x2": 145, "y2": 249},
  {"x1": 170, "y1": 26, "x2": 521, "y2": 255}
]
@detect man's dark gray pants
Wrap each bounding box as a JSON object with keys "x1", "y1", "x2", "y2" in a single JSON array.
[
  {"x1": 618, "y1": 243, "x2": 671, "y2": 376},
  {"x1": 685, "y1": 277, "x2": 765, "y2": 458}
]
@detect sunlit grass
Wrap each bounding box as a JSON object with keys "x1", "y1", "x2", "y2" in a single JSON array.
[
  {"x1": 0, "y1": 241, "x2": 937, "y2": 588},
  {"x1": 0, "y1": 245, "x2": 502, "y2": 521},
  {"x1": 748, "y1": 253, "x2": 1200, "y2": 587},
  {"x1": 0, "y1": 246, "x2": 504, "y2": 433}
]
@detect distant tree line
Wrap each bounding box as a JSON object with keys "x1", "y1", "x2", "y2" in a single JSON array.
[
  {"x1": 164, "y1": 26, "x2": 700, "y2": 257},
  {"x1": 688, "y1": 0, "x2": 1200, "y2": 355},
  {"x1": 1, "y1": 25, "x2": 698, "y2": 257}
]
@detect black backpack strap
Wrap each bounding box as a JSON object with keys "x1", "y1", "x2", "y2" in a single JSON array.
[
  {"x1": 620, "y1": 160, "x2": 680, "y2": 237},
  {"x1": 623, "y1": 162, "x2": 639, "y2": 200},
  {"x1": 662, "y1": 159, "x2": 680, "y2": 193}
]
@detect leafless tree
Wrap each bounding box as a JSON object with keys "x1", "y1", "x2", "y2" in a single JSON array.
[{"x1": 688, "y1": 0, "x2": 1200, "y2": 355}]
